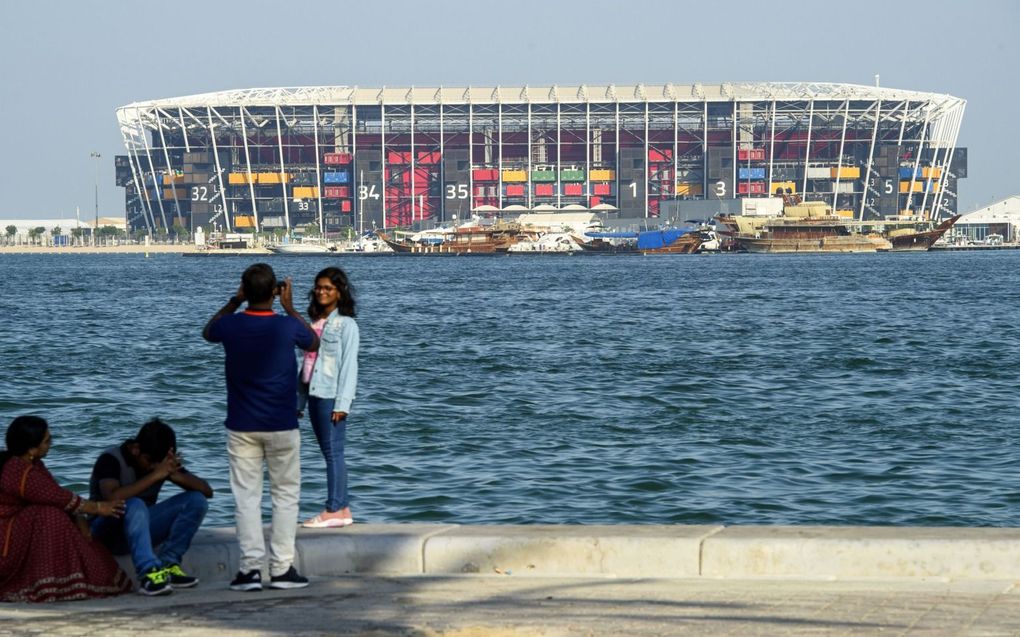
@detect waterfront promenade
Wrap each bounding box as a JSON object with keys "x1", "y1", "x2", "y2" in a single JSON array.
[{"x1": 2, "y1": 524, "x2": 1018, "y2": 636}]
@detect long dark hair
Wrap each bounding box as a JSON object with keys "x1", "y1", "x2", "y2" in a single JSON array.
[
  {"x1": 0, "y1": 415, "x2": 49, "y2": 475},
  {"x1": 307, "y1": 266, "x2": 356, "y2": 320}
]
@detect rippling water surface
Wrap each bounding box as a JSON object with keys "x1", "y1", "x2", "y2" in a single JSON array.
[{"x1": 1, "y1": 251, "x2": 1018, "y2": 527}]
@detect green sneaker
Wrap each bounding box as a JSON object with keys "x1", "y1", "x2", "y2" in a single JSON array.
[
  {"x1": 139, "y1": 566, "x2": 172, "y2": 596},
  {"x1": 164, "y1": 563, "x2": 199, "y2": 589}
]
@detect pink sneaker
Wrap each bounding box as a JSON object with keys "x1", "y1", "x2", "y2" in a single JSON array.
[{"x1": 302, "y1": 511, "x2": 354, "y2": 529}]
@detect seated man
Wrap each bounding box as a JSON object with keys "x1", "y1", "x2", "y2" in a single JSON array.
[{"x1": 89, "y1": 418, "x2": 213, "y2": 595}]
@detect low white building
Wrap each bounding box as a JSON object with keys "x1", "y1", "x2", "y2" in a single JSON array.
[{"x1": 953, "y1": 196, "x2": 1020, "y2": 243}]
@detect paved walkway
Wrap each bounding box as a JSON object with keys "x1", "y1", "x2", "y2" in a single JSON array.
[{"x1": 2, "y1": 576, "x2": 1018, "y2": 636}]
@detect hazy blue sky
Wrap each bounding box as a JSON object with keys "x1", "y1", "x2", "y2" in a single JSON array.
[{"x1": 1, "y1": 0, "x2": 1016, "y2": 219}]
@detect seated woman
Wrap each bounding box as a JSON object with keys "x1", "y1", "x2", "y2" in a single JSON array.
[{"x1": 0, "y1": 415, "x2": 132, "y2": 602}]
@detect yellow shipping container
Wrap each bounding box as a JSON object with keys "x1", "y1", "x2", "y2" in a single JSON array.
[
  {"x1": 234, "y1": 215, "x2": 256, "y2": 229},
  {"x1": 293, "y1": 186, "x2": 319, "y2": 199},
  {"x1": 162, "y1": 174, "x2": 184, "y2": 185},
  {"x1": 589, "y1": 169, "x2": 615, "y2": 181},
  {"x1": 161, "y1": 188, "x2": 188, "y2": 199},
  {"x1": 921, "y1": 167, "x2": 942, "y2": 179},
  {"x1": 502, "y1": 170, "x2": 527, "y2": 182},
  {"x1": 228, "y1": 172, "x2": 255, "y2": 185},
  {"x1": 835, "y1": 209, "x2": 855, "y2": 219},
  {"x1": 257, "y1": 172, "x2": 290, "y2": 184},
  {"x1": 771, "y1": 181, "x2": 797, "y2": 194},
  {"x1": 830, "y1": 167, "x2": 860, "y2": 179},
  {"x1": 675, "y1": 183, "x2": 703, "y2": 196},
  {"x1": 900, "y1": 181, "x2": 940, "y2": 193}
]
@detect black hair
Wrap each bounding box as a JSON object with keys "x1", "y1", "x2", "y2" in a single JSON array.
[
  {"x1": 0, "y1": 415, "x2": 49, "y2": 475},
  {"x1": 242, "y1": 263, "x2": 277, "y2": 304},
  {"x1": 136, "y1": 418, "x2": 176, "y2": 462},
  {"x1": 307, "y1": 266, "x2": 357, "y2": 319}
]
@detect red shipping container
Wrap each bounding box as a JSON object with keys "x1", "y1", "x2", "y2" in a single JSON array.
[
  {"x1": 341, "y1": 200, "x2": 352, "y2": 212},
  {"x1": 417, "y1": 151, "x2": 441, "y2": 164},
  {"x1": 737, "y1": 148, "x2": 766, "y2": 161},
  {"x1": 738, "y1": 182, "x2": 766, "y2": 194},
  {"x1": 472, "y1": 168, "x2": 498, "y2": 181},
  {"x1": 387, "y1": 151, "x2": 411, "y2": 164},
  {"x1": 590, "y1": 196, "x2": 601, "y2": 206},
  {"x1": 323, "y1": 152, "x2": 352, "y2": 165},
  {"x1": 563, "y1": 183, "x2": 583, "y2": 196},
  {"x1": 535, "y1": 184, "x2": 554, "y2": 196},
  {"x1": 324, "y1": 186, "x2": 350, "y2": 198},
  {"x1": 648, "y1": 148, "x2": 673, "y2": 162},
  {"x1": 506, "y1": 184, "x2": 525, "y2": 196},
  {"x1": 593, "y1": 183, "x2": 611, "y2": 195}
]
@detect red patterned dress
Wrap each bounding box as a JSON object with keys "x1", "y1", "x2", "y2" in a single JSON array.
[{"x1": 0, "y1": 456, "x2": 132, "y2": 602}]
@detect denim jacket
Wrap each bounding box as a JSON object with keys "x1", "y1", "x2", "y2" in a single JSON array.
[{"x1": 298, "y1": 310, "x2": 359, "y2": 414}]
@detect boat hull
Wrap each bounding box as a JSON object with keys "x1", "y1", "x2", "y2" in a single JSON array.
[{"x1": 736, "y1": 235, "x2": 884, "y2": 253}]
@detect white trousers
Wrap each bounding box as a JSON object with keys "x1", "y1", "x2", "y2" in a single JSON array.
[{"x1": 227, "y1": 429, "x2": 301, "y2": 577}]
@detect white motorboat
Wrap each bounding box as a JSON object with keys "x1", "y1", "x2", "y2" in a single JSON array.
[{"x1": 268, "y1": 240, "x2": 336, "y2": 254}]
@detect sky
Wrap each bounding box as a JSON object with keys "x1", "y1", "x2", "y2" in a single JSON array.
[{"x1": 0, "y1": 0, "x2": 1016, "y2": 220}]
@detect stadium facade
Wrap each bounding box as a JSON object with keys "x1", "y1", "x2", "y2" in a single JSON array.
[{"x1": 114, "y1": 83, "x2": 966, "y2": 234}]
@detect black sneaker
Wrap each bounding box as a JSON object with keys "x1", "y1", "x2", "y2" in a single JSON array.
[
  {"x1": 268, "y1": 565, "x2": 309, "y2": 589},
  {"x1": 229, "y1": 569, "x2": 262, "y2": 592},
  {"x1": 138, "y1": 566, "x2": 172, "y2": 596},
  {"x1": 164, "y1": 564, "x2": 199, "y2": 589}
]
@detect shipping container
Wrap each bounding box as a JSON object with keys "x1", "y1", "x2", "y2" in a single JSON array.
[
  {"x1": 502, "y1": 169, "x2": 527, "y2": 182},
  {"x1": 535, "y1": 184, "x2": 555, "y2": 196},
  {"x1": 771, "y1": 181, "x2": 797, "y2": 194},
  {"x1": 593, "y1": 183, "x2": 612, "y2": 195},
  {"x1": 589, "y1": 169, "x2": 615, "y2": 181},
  {"x1": 341, "y1": 200, "x2": 352, "y2": 213},
  {"x1": 257, "y1": 173, "x2": 289, "y2": 184},
  {"x1": 161, "y1": 174, "x2": 184, "y2": 185},
  {"x1": 563, "y1": 183, "x2": 583, "y2": 196},
  {"x1": 228, "y1": 173, "x2": 254, "y2": 185},
  {"x1": 830, "y1": 167, "x2": 861, "y2": 179},
  {"x1": 473, "y1": 168, "x2": 499, "y2": 181},
  {"x1": 560, "y1": 169, "x2": 585, "y2": 182},
  {"x1": 323, "y1": 186, "x2": 350, "y2": 198},
  {"x1": 806, "y1": 166, "x2": 830, "y2": 179},
  {"x1": 737, "y1": 148, "x2": 766, "y2": 161},
  {"x1": 323, "y1": 171, "x2": 350, "y2": 184},
  {"x1": 505, "y1": 184, "x2": 526, "y2": 196},
  {"x1": 234, "y1": 215, "x2": 257, "y2": 228},
  {"x1": 737, "y1": 182, "x2": 766, "y2": 194},
  {"x1": 648, "y1": 148, "x2": 672, "y2": 162},
  {"x1": 675, "y1": 183, "x2": 703, "y2": 196},
  {"x1": 531, "y1": 170, "x2": 556, "y2": 182},
  {"x1": 323, "y1": 152, "x2": 352, "y2": 165},
  {"x1": 387, "y1": 151, "x2": 412, "y2": 164},
  {"x1": 293, "y1": 186, "x2": 319, "y2": 199},
  {"x1": 738, "y1": 167, "x2": 766, "y2": 180}
]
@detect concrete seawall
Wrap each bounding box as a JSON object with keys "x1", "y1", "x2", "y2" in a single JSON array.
[{"x1": 169, "y1": 524, "x2": 1020, "y2": 583}]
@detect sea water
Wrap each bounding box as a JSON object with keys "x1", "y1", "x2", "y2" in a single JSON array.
[{"x1": 1, "y1": 251, "x2": 1018, "y2": 526}]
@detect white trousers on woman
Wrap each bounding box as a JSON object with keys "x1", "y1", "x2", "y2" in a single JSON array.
[{"x1": 227, "y1": 429, "x2": 301, "y2": 577}]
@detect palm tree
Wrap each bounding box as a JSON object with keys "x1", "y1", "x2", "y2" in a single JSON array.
[{"x1": 4, "y1": 225, "x2": 16, "y2": 245}]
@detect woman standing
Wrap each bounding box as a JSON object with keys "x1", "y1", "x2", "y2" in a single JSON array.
[
  {"x1": 0, "y1": 416, "x2": 132, "y2": 602},
  {"x1": 299, "y1": 267, "x2": 360, "y2": 528}
]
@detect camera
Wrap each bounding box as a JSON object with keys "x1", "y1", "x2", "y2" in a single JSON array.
[{"x1": 275, "y1": 281, "x2": 286, "y2": 293}]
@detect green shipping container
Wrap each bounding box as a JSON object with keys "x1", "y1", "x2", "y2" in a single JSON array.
[
  {"x1": 560, "y1": 170, "x2": 585, "y2": 182},
  {"x1": 531, "y1": 171, "x2": 557, "y2": 182}
]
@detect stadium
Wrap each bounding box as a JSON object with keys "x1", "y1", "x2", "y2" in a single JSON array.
[{"x1": 114, "y1": 83, "x2": 967, "y2": 235}]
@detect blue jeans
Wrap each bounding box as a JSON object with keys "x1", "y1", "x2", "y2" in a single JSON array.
[
  {"x1": 308, "y1": 395, "x2": 349, "y2": 512},
  {"x1": 91, "y1": 490, "x2": 209, "y2": 576}
]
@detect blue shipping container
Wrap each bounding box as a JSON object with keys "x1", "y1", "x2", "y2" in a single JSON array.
[
  {"x1": 738, "y1": 167, "x2": 766, "y2": 180},
  {"x1": 898, "y1": 167, "x2": 922, "y2": 179},
  {"x1": 323, "y1": 171, "x2": 350, "y2": 184}
]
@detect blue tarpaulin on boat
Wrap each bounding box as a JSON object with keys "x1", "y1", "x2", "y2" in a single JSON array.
[{"x1": 636, "y1": 228, "x2": 693, "y2": 250}]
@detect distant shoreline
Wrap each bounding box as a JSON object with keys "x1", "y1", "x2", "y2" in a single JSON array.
[{"x1": 0, "y1": 244, "x2": 270, "y2": 255}]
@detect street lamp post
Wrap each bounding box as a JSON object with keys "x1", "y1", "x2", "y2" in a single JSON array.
[{"x1": 90, "y1": 151, "x2": 101, "y2": 246}]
